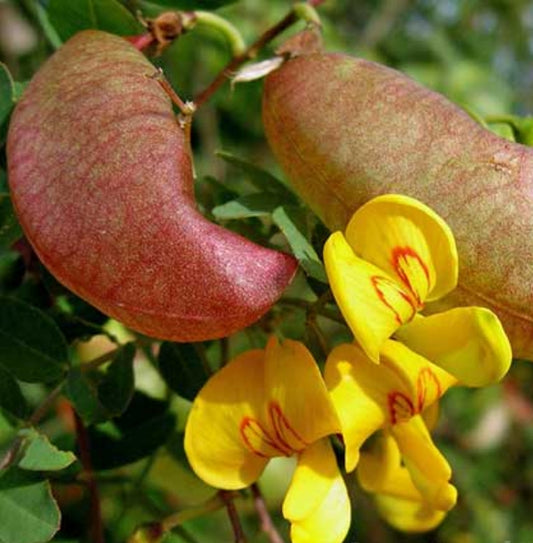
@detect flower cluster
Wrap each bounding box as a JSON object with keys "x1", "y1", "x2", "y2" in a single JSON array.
[{"x1": 184, "y1": 194, "x2": 512, "y2": 541}]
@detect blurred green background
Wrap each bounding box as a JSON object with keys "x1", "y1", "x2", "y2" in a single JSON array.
[{"x1": 2, "y1": 1, "x2": 533, "y2": 542}]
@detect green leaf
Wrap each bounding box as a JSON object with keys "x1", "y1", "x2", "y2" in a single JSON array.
[
  {"x1": 0, "y1": 297, "x2": 69, "y2": 383},
  {"x1": 509, "y1": 116, "x2": 533, "y2": 146},
  {"x1": 0, "y1": 63, "x2": 15, "y2": 126},
  {"x1": 47, "y1": 0, "x2": 143, "y2": 42},
  {"x1": 18, "y1": 428, "x2": 76, "y2": 472},
  {"x1": 212, "y1": 192, "x2": 286, "y2": 220},
  {"x1": 65, "y1": 343, "x2": 135, "y2": 425},
  {"x1": 216, "y1": 150, "x2": 296, "y2": 199},
  {"x1": 0, "y1": 468, "x2": 60, "y2": 543},
  {"x1": 487, "y1": 121, "x2": 515, "y2": 142},
  {"x1": 33, "y1": 3, "x2": 63, "y2": 50},
  {"x1": 88, "y1": 392, "x2": 175, "y2": 470},
  {"x1": 158, "y1": 343, "x2": 209, "y2": 402},
  {"x1": 272, "y1": 206, "x2": 328, "y2": 283},
  {"x1": 97, "y1": 342, "x2": 135, "y2": 417},
  {"x1": 482, "y1": 114, "x2": 533, "y2": 146},
  {"x1": 0, "y1": 366, "x2": 29, "y2": 420},
  {"x1": 64, "y1": 368, "x2": 106, "y2": 425}
]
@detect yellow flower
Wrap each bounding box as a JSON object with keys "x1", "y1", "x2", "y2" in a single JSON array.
[
  {"x1": 324, "y1": 340, "x2": 457, "y2": 510},
  {"x1": 325, "y1": 334, "x2": 510, "y2": 530},
  {"x1": 323, "y1": 194, "x2": 511, "y2": 387},
  {"x1": 358, "y1": 430, "x2": 448, "y2": 533},
  {"x1": 184, "y1": 337, "x2": 351, "y2": 543},
  {"x1": 323, "y1": 194, "x2": 512, "y2": 532}
]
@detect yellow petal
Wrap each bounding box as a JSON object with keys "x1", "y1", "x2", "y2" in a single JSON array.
[
  {"x1": 345, "y1": 194, "x2": 458, "y2": 303},
  {"x1": 374, "y1": 494, "x2": 447, "y2": 533},
  {"x1": 324, "y1": 343, "x2": 388, "y2": 472},
  {"x1": 391, "y1": 416, "x2": 457, "y2": 511},
  {"x1": 422, "y1": 401, "x2": 440, "y2": 432},
  {"x1": 395, "y1": 308, "x2": 512, "y2": 387},
  {"x1": 357, "y1": 432, "x2": 423, "y2": 503},
  {"x1": 184, "y1": 349, "x2": 269, "y2": 490},
  {"x1": 324, "y1": 231, "x2": 417, "y2": 361},
  {"x1": 284, "y1": 439, "x2": 351, "y2": 543},
  {"x1": 325, "y1": 341, "x2": 454, "y2": 472},
  {"x1": 264, "y1": 337, "x2": 340, "y2": 447},
  {"x1": 358, "y1": 432, "x2": 448, "y2": 532},
  {"x1": 380, "y1": 340, "x2": 457, "y2": 418}
]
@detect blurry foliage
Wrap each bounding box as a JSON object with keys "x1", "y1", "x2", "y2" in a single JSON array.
[{"x1": 0, "y1": 0, "x2": 533, "y2": 542}]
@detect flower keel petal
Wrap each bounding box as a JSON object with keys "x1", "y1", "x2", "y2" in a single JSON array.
[
  {"x1": 375, "y1": 494, "x2": 447, "y2": 533},
  {"x1": 391, "y1": 416, "x2": 457, "y2": 511},
  {"x1": 284, "y1": 439, "x2": 350, "y2": 543}
]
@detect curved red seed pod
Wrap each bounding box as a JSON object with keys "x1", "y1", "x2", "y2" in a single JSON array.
[{"x1": 8, "y1": 30, "x2": 297, "y2": 342}]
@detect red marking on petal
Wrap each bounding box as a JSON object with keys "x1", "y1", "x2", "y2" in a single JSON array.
[
  {"x1": 417, "y1": 368, "x2": 442, "y2": 411},
  {"x1": 391, "y1": 246, "x2": 430, "y2": 306},
  {"x1": 388, "y1": 392, "x2": 415, "y2": 424},
  {"x1": 239, "y1": 403, "x2": 306, "y2": 458},
  {"x1": 269, "y1": 402, "x2": 307, "y2": 453},
  {"x1": 371, "y1": 275, "x2": 417, "y2": 325},
  {"x1": 387, "y1": 369, "x2": 443, "y2": 426}
]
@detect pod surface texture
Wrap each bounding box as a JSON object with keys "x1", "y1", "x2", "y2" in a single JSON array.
[{"x1": 8, "y1": 30, "x2": 297, "y2": 341}]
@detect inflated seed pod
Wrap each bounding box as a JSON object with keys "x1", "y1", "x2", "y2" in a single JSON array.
[
  {"x1": 7, "y1": 30, "x2": 297, "y2": 342},
  {"x1": 263, "y1": 46, "x2": 533, "y2": 359}
]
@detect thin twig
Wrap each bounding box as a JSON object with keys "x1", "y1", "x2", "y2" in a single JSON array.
[
  {"x1": 251, "y1": 484, "x2": 285, "y2": 543},
  {"x1": 74, "y1": 412, "x2": 105, "y2": 543},
  {"x1": 220, "y1": 490, "x2": 248, "y2": 543},
  {"x1": 193, "y1": 0, "x2": 326, "y2": 108},
  {"x1": 81, "y1": 347, "x2": 120, "y2": 372},
  {"x1": 151, "y1": 68, "x2": 197, "y2": 117}
]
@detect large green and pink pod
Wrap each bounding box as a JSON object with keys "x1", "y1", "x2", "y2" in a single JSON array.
[
  {"x1": 7, "y1": 30, "x2": 297, "y2": 342},
  {"x1": 263, "y1": 50, "x2": 533, "y2": 359}
]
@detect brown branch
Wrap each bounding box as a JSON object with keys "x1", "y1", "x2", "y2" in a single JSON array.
[
  {"x1": 193, "y1": 0, "x2": 326, "y2": 108},
  {"x1": 220, "y1": 490, "x2": 247, "y2": 543},
  {"x1": 251, "y1": 484, "x2": 285, "y2": 543},
  {"x1": 74, "y1": 412, "x2": 105, "y2": 543}
]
